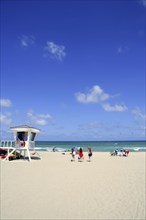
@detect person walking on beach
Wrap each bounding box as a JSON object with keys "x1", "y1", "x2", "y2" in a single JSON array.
[
  {"x1": 78, "y1": 147, "x2": 84, "y2": 161},
  {"x1": 71, "y1": 148, "x2": 76, "y2": 161},
  {"x1": 87, "y1": 147, "x2": 92, "y2": 161}
]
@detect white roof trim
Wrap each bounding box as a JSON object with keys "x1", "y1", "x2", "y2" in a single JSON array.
[{"x1": 10, "y1": 125, "x2": 40, "y2": 133}]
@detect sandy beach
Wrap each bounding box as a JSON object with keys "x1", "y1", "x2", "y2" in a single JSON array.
[{"x1": 0, "y1": 152, "x2": 145, "y2": 220}]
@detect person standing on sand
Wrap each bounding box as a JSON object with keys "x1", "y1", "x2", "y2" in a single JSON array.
[
  {"x1": 78, "y1": 147, "x2": 84, "y2": 161},
  {"x1": 71, "y1": 148, "x2": 76, "y2": 161},
  {"x1": 87, "y1": 147, "x2": 92, "y2": 161}
]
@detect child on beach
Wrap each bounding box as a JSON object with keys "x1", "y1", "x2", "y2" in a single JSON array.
[
  {"x1": 88, "y1": 147, "x2": 92, "y2": 161},
  {"x1": 71, "y1": 148, "x2": 76, "y2": 161},
  {"x1": 78, "y1": 147, "x2": 84, "y2": 161}
]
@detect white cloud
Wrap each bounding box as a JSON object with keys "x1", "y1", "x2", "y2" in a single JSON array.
[
  {"x1": 132, "y1": 107, "x2": 146, "y2": 120},
  {"x1": 20, "y1": 35, "x2": 35, "y2": 47},
  {"x1": 0, "y1": 99, "x2": 12, "y2": 107},
  {"x1": 118, "y1": 47, "x2": 123, "y2": 54},
  {"x1": 27, "y1": 111, "x2": 52, "y2": 126},
  {"x1": 34, "y1": 119, "x2": 48, "y2": 126},
  {"x1": 0, "y1": 113, "x2": 12, "y2": 125},
  {"x1": 75, "y1": 85, "x2": 110, "y2": 104},
  {"x1": 75, "y1": 85, "x2": 128, "y2": 113},
  {"x1": 139, "y1": 0, "x2": 146, "y2": 6},
  {"x1": 117, "y1": 45, "x2": 129, "y2": 54},
  {"x1": 39, "y1": 114, "x2": 52, "y2": 119},
  {"x1": 102, "y1": 103, "x2": 128, "y2": 112},
  {"x1": 44, "y1": 41, "x2": 66, "y2": 62}
]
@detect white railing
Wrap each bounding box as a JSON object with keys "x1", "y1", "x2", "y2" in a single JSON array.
[
  {"x1": 0, "y1": 140, "x2": 36, "y2": 149},
  {"x1": 0, "y1": 140, "x2": 40, "y2": 162},
  {"x1": 0, "y1": 140, "x2": 15, "y2": 148}
]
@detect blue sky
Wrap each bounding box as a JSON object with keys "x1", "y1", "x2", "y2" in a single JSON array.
[{"x1": 0, "y1": 0, "x2": 145, "y2": 141}]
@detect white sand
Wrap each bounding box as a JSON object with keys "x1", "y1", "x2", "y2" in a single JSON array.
[{"x1": 1, "y1": 152, "x2": 145, "y2": 220}]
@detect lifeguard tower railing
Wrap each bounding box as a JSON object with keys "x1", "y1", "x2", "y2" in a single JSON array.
[
  {"x1": 0, "y1": 140, "x2": 39, "y2": 161},
  {"x1": 1, "y1": 140, "x2": 15, "y2": 148}
]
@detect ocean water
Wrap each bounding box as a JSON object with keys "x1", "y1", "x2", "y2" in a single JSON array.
[{"x1": 35, "y1": 141, "x2": 146, "y2": 152}]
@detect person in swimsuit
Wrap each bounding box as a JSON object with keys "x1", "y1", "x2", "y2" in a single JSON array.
[
  {"x1": 88, "y1": 147, "x2": 92, "y2": 161},
  {"x1": 78, "y1": 147, "x2": 84, "y2": 161},
  {"x1": 71, "y1": 148, "x2": 76, "y2": 161}
]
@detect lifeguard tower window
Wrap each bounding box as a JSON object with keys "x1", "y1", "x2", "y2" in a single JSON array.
[
  {"x1": 17, "y1": 132, "x2": 28, "y2": 141},
  {"x1": 30, "y1": 132, "x2": 36, "y2": 141}
]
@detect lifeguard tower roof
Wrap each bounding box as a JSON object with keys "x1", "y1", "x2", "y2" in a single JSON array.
[{"x1": 10, "y1": 125, "x2": 40, "y2": 133}]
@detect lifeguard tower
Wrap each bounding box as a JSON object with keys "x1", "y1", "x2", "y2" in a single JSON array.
[{"x1": 0, "y1": 125, "x2": 41, "y2": 162}]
